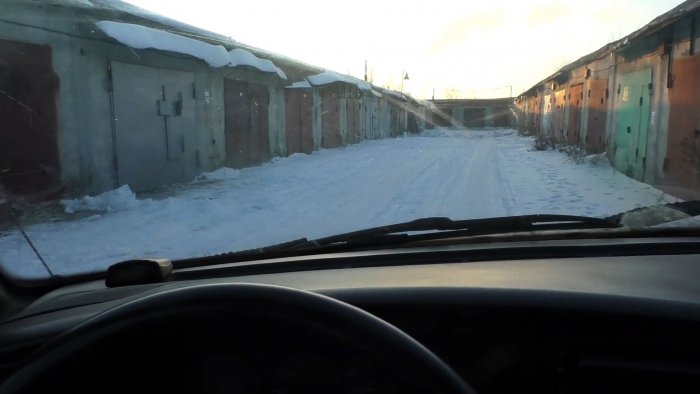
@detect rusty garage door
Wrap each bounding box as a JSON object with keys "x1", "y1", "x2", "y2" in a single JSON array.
[
  {"x1": 321, "y1": 84, "x2": 342, "y2": 148},
  {"x1": 542, "y1": 94, "x2": 552, "y2": 136},
  {"x1": 346, "y1": 89, "x2": 362, "y2": 144},
  {"x1": 531, "y1": 94, "x2": 542, "y2": 134},
  {"x1": 111, "y1": 62, "x2": 196, "y2": 192},
  {"x1": 586, "y1": 79, "x2": 609, "y2": 153},
  {"x1": 0, "y1": 39, "x2": 60, "y2": 197},
  {"x1": 224, "y1": 79, "x2": 270, "y2": 168},
  {"x1": 666, "y1": 55, "x2": 700, "y2": 194},
  {"x1": 567, "y1": 84, "x2": 584, "y2": 144},
  {"x1": 552, "y1": 89, "x2": 567, "y2": 142},
  {"x1": 285, "y1": 88, "x2": 313, "y2": 155}
]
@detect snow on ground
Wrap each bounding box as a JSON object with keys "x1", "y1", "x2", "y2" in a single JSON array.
[{"x1": 0, "y1": 129, "x2": 679, "y2": 279}]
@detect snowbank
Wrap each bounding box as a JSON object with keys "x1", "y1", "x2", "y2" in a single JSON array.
[
  {"x1": 584, "y1": 152, "x2": 609, "y2": 166},
  {"x1": 61, "y1": 185, "x2": 141, "y2": 214},
  {"x1": 96, "y1": 21, "x2": 230, "y2": 67},
  {"x1": 654, "y1": 215, "x2": 700, "y2": 228},
  {"x1": 96, "y1": 21, "x2": 286, "y2": 78}
]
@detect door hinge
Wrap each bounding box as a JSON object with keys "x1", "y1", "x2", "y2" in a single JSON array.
[{"x1": 639, "y1": 96, "x2": 643, "y2": 106}]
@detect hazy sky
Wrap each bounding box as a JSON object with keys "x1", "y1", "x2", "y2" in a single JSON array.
[{"x1": 125, "y1": 0, "x2": 684, "y2": 99}]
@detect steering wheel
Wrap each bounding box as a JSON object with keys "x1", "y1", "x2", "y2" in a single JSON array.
[{"x1": 0, "y1": 283, "x2": 475, "y2": 393}]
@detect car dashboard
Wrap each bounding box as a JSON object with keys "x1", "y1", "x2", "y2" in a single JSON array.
[{"x1": 1, "y1": 250, "x2": 700, "y2": 393}]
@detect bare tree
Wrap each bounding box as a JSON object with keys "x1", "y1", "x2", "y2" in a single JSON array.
[{"x1": 443, "y1": 88, "x2": 461, "y2": 99}]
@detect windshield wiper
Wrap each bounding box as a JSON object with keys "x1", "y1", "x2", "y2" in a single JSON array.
[
  {"x1": 286, "y1": 214, "x2": 620, "y2": 250},
  {"x1": 176, "y1": 214, "x2": 620, "y2": 267}
]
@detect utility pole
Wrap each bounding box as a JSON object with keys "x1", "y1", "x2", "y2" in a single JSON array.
[
  {"x1": 364, "y1": 60, "x2": 368, "y2": 82},
  {"x1": 432, "y1": 88, "x2": 435, "y2": 101}
]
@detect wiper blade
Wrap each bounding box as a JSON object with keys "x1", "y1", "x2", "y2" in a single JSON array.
[
  {"x1": 174, "y1": 214, "x2": 620, "y2": 268},
  {"x1": 287, "y1": 214, "x2": 619, "y2": 250}
]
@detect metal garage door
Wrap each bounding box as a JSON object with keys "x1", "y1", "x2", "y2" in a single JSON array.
[
  {"x1": 613, "y1": 68, "x2": 652, "y2": 180},
  {"x1": 285, "y1": 88, "x2": 314, "y2": 155},
  {"x1": 552, "y1": 89, "x2": 567, "y2": 142},
  {"x1": 347, "y1": 89, "x2": 362, "y2": 144},
  {"x1": 666, "y1": 56, "x2": 700, "y2": 193},
  {"x1": 111, "y1": 62, "x2": 196, "y2": 192},
  {"x1": 224, "y1": 79, "x2": 270, "y2": 168},
  {"x1": 321, "y1": 85, "x2": 341, "y2": 148},
  {"x1": 0, "y1": 39, "x2": 60, "y2": 196},
  {"x1": 586, "y1": 79, "x2": 609, "y2": 153},
  {"x1": 567, "y1": 84, "x2": 584, "y2": 144}
]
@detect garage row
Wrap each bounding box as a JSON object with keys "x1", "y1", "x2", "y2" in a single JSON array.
[
  {"x1": 513, "y1": 0, "x2": 700, "y2": 199},
  {"x1": 0, "y1": 1, "x2": 435, "y2": 198}
]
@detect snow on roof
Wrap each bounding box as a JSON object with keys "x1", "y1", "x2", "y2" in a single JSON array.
[
  {"x1": 228, "y1": 48, "x2": 287, "y2": 80},
  {"x1": 307, "y1": 70, "x2": 372, "y2": 91},
  {"x1": 96, "y1": 21, "x2": 286, "y2": 79},
  {"x1": 96, "y1": 20, "x2": 230, "y2": 67},
  {"x1": 286, "y1": 80, "x2": 312, "y2": 89}
]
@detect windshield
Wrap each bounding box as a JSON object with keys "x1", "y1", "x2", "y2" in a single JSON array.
[{"x1": 0, "y1": 0, "x2": 696, "y2": 282}]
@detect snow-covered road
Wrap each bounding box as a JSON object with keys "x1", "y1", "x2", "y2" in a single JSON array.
[{"x1": 0, "y1": 129, "x2": 677, "y2": 279}]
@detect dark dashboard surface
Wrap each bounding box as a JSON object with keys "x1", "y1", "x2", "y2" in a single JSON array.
[{"x1": 1, "y1": 253, "x2": 700, "y2": 393}]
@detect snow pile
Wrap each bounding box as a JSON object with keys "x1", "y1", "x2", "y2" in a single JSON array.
[
  {"x1": 654, "y1": 215, "x2": 700, "y2": 228},
  {"x1": 307, "y1": 70, "x2": 372, "y2": 91},
  {"x1": 61, "y1": 185, "x2": 141, "y2": 214},
  {"x1": 228, "y1": 49, "x2": 287, "y2": 80},
  {"x1": 96, "y1": 21, "x2": 230, "y2": 67},
  {"x1": 96, "y1": 22, "x2": 286, "y2": 79},
  {"x1": 584, "y1": 152, "x2": 609, "y2": 166}
]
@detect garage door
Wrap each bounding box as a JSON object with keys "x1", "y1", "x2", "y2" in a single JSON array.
[
  {"x1": 285, "y1": 88, "x2": 313, "y2": 155},
  {"x1": 111, "y1": 62, "x2": 196, "y2": 192},
  {"x1": 586, "y1": 79, "x2": 609, "y2": 153},
  {"x1": 0, "y1": 39, "x2": 60, "y2": 196},
  {"x1": 224, "y1": 79, "x2": 271, "y2": 168},
  {"x1": 321, "y1": 85, "x2": 342, "y2": 148},
  {"x1": 613, "y1": 68, "x2": 652, "y2": 180}
]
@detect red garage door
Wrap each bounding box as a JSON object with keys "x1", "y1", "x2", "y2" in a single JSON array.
[
  {"x1": 0, "y1": 39, "x2": 60, "y2": 197},
  {"x1": 285, "y1": 88, "x2": 313, "y2": 155},
  {"x1": 586, "y1": 79, "x2": 608, "y2": 153},
  {"x1": 224, "y1": 79, "x2": 270, "y2": 168},
  {"x1": 666, "y1": 55, "x2": 700, "y2": 196},
  {"x1": 321, "y1": 84, "x2": 342, "y2": 148}
]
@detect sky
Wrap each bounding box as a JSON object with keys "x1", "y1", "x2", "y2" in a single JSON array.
[{"x1": 125, "y1": 0, "x2": 685, "y2": 99}]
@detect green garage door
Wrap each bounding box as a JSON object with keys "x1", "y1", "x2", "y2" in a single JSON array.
[{"x1": 613, "y1": 68, "x2": 652, "y2": 180}]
